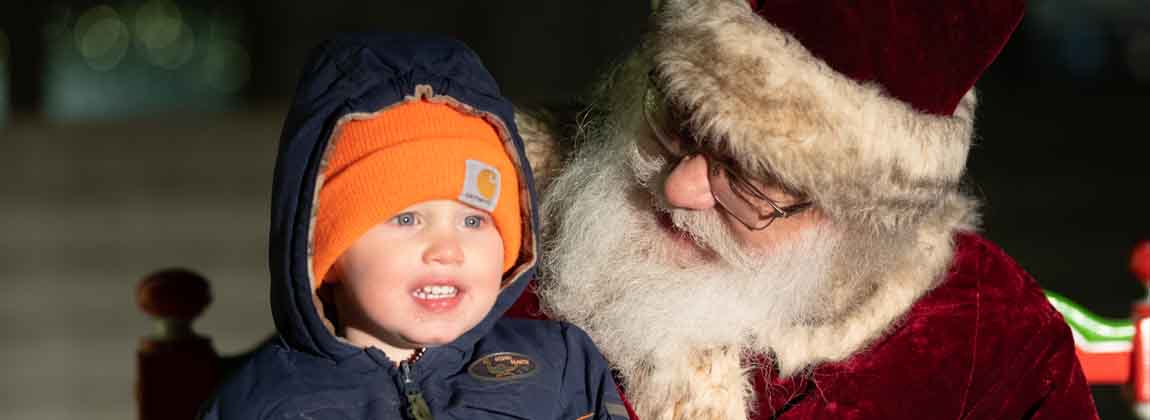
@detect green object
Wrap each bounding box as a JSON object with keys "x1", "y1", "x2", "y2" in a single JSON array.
[
  {"x1": 400, "y1": 361, "x2": 434, "y2": 420},
  {"x1": 1046, "y1": 290, "x2": 1134, "y2": 353},
  {"x1": 406, "y1": 390, "x2": 432, "y2": 420}
]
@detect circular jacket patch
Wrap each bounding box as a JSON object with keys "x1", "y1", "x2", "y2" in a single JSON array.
[{"x1": 467, "y1": 352, "x2": 538, "y2": 381}]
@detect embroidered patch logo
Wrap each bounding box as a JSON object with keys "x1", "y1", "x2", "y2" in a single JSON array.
[
  {"x1": 467, "y1": 352, "x2": 537, "y2": 381},
  {"x1": 460, "y1": 160, "x2": 500, "y2": 212}
]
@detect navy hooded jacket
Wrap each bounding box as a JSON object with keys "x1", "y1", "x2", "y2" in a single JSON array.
[{"x1": 201, "y1": 32, "x2": 629, "y2": 420}]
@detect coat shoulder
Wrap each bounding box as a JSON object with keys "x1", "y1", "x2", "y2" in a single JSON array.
[
  {"x1": 765, "y1": 233, "x2": 1089, "y2": 419},
  {"x1": 203, "y1": 341, "x2": 309, "y2": 419},
  {"x1": 945, "y1": 233, "x2": 1062, "y2": 324}
]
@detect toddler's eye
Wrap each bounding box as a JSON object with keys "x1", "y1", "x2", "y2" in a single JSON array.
[
  {"x1": 463, "y1": 214, "x2": 487, "y2": 228},
  {"x1": 392, "y1": 213, "x2": 416, "y2": 226}
]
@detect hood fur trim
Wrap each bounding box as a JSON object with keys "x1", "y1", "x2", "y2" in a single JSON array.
[{"x1": 651, "y1": 0, "x2": 977, "y2": 232}]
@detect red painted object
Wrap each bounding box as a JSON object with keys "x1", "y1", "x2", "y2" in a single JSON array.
[
  {"x1": 1133, "y1": 303, "x2": 1150, "y2": 403},
  {"x1": 1133, "y1": 240, "x2": 1150, "y2": 287},
  {"x1": 1077, "y1": 349, "x2": 1132, "y2": 385},
  {"x1": 136, "y1": 269, "x2": 221, "y2": 420}
]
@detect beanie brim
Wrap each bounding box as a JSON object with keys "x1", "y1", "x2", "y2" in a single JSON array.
[{"x1": 311, "y1": 104, "x2": 522, "y2": 289}]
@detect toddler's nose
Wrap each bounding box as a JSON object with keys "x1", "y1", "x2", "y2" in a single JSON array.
[{"x1": 424, "y1": 234, "x2": 464, "y2": 265}]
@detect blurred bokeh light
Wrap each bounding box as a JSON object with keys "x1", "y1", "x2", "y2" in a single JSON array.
[
  {"x1": 1027, "y1": 0, "x2": 1150, "y2": 84},
  {"x1": 135, "y1": 0, "x2": 195, "y2": 70},
  {"x1": 74, "y1": 5, "x2": 130, "y2": 72},
  {"x1": 40, "y1": 1, "x2": 249, "y2": 120}
]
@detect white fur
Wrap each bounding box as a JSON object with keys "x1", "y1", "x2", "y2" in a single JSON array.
[
  {"x1": 515, "y1": 108, "x2": 562, "y2": 192},
  {"x1": 537, "y1": 103, "x2": 979, "y2": 418},
  {"x1": 527, "y1": 1, "x2": 984, "y2": 418},
  {"x1": 651, "y1": 0, "x2": 977, "y2": 232}
]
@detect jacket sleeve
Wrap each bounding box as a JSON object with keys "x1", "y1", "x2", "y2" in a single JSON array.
[
  {"x1": 558, "y1": 322, "x2": 633, "y2": 420},
  {"x1": 960, "y1": 313, "x2": 1099, "y2": 419},
  {"x1": 955, "y1": 245, "x2": 1100, "y2": 420},
  {"x1": 1025, "y1": 331, "x2": 1099, "y2": 420}
]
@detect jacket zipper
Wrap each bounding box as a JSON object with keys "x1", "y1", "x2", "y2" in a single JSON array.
[{"x1": 399, "y1": 360, "x2": 433, "y2": 420}]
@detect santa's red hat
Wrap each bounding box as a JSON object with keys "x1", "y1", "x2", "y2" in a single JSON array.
[{"x1": 648, "y1": 0, "x2": 1024, "y2": 231}]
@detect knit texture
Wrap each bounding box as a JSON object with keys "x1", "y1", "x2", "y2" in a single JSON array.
[{"x1": 312, "y1": 100, "x2": 520, "y2": 287}]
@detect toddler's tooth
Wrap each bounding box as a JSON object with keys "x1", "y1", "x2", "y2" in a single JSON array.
[{"x1": 413, "y1": 285, "x2": 459, "y2": 299}]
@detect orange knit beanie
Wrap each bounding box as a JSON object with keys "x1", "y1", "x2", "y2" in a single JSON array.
[{"x1": 311, "y1": 100, "x2": 521, "y2": 288}]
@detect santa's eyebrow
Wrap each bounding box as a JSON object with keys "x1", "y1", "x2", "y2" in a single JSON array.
[{"x1": 722, "y1": 154, "x2": 805, "y2": 197}]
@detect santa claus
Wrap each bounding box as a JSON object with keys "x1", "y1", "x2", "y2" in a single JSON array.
[{"x1": 512, "y1": 0, "x2": 1100, "y2": 419}]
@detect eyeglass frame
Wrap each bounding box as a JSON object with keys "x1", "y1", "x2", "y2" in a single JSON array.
[{"x1": 642, "y1": 74, "x2": 813, "y2": 230}]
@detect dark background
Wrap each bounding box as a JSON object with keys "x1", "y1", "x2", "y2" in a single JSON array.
[{"x1": 1, "y1": 1, "x2": 1146, "y2": 419}]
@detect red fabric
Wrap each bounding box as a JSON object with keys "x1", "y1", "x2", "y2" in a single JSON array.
[
  {"x1": 746, "y1": 0, "x2": 1025, "y2": 116},
  {"x1": 508, "y1": 233, "x2": 1099, "y2": 419},
  {"x1": 505, "y1": 280, "x2": 544, "y2": 320}
]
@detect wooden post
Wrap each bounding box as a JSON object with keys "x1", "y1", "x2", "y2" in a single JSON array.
[{"x1": 136, "y1": 269, "x2": 221, "y2": 420}]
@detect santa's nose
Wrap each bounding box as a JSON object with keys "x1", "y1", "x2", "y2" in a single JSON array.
[{"x1": 664, "y1": 154, "x2": 717, "y2": 210}]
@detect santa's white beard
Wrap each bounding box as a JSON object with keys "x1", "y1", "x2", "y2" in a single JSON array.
[{"x1": 538, "y1": 111, "x2": 849, "y2": 418}]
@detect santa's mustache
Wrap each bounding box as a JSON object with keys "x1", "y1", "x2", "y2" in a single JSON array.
[
  {"x1": 538, "y1": 120, "x2": 840, "y2": 348},
  {"x1": 623, "y1": 135, "x2": 762, "y2": 270}
]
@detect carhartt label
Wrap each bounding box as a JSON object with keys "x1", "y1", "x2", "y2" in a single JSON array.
[{"x1": 460, "y1": 159, "x2": 500, "y2": 212}]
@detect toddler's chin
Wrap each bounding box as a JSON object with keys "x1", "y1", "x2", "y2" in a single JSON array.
[{"x1": 401, "y1": 329, "x2": 465, "y2": 348}]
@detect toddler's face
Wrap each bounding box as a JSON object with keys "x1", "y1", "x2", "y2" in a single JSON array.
[{"x1": 336, "y1": 199, "x2": 504, "y2": 354}]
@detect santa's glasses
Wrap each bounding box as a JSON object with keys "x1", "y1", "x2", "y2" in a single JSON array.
[{"x1": 643, "y1": 77, "x2": 812, "y2": 231}]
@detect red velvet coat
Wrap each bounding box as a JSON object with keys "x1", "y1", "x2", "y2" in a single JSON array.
[{"x1": 508, "y1": 233, "x2": 1100, "y2": 419}]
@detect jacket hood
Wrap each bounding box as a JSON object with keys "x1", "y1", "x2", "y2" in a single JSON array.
[{"x1": 268, "y1": 32, "x2": 539, "y2": 362}]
